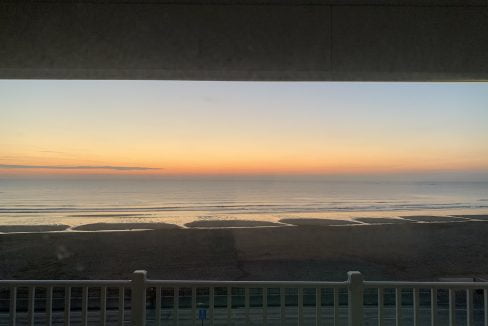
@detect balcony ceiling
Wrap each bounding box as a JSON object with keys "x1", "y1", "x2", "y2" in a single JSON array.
[{"x1": 0, "y1": 0, "x2": 487, "y2": 81}]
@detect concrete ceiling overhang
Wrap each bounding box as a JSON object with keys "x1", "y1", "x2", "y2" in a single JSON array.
[{"x1": 1, "y1": 0, "x2": 487, "y2": 81}]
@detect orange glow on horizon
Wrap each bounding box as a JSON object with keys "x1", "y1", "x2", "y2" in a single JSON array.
[
  {"x1": 2, "y1": 81, "x2": 488, "y2": 177},
  {"x1": 1, "y1": 157, "x2": 487, "y2": 176}
]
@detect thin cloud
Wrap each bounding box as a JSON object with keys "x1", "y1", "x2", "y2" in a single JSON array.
[
  {"x1": 0, "y1": 164, "x2": 160, "y2": 171},
  {"x1": 38, "y1": 150, "x2": 66, "y2": 154}
]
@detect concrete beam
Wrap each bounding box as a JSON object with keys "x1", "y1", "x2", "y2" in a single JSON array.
[{"x1": 0, "y1": 0, "x2": 487, "y2": 81}]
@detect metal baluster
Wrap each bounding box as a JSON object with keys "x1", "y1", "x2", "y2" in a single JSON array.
[
  {"x1": 315, "y1": 288, "x2": 321, "y2": 326},
  {"x1": 174, "y1": 287, "x2": 179, "y2": 326},
  {"x1": 378, "y1": 288, "x2": 384, "y2": 326},
  {"x1": 449, "y1": 289, "x2": 456, "y2": 326},
  {"x1": 280, "y1": 287, "x2": 286, "y2": 325},
  {"x1": 64, "y1": 286, "x2": 71, "y2": 326},
  {"x1": 46, "y1": 286, "x2": 53, "y2": 326},
  {"x1": 192, "y1": 287, "x2": 197, "y2": 326},
  {"x1": 484, "y1": 289, "x2": 488, "y2": 326},
  {"x1": 298, "y1": 288, "x2": 304, "y2": 326},
  {"x1": 101, "y1": 286, "x2": 107, "y2": 326},
  {"x1": 245, "y1": 287, "x2": 250, "y2": 326},
  {"x1": 209, "y1": 287, "x2": 215, "y2": 326},
  {"x1": 333, "y1": 288, "x2": 339, "y2": 326},
  {"x1": 9, "y1": 286, "x2": 16, "y2": 326},
  {"x1": 227, "y1": 287, "x2": 232, "y2": 325},
  {"x1": 413, "y1": 288, "x2": 419, "y2": 326},
  {"x1": 155, "y1": 287, "x2": 161, "y2": 326},
  {"x1": 396, "y1": 288, "x2": 402, "y2": 326},
  {"x1": 431, "y1": 288, "x2": 437, "y2": 326},
  {"x1": 118, "y1": 287, "x2": 125, "y2": 326},
  {"x1": 467, "y1": 289, "x2": 474, "y2": 326},
  {"x1": 82, "y1": 287, "x2": 88, "y2": 326},
  {"x1": 27, "y1": 286, "x2": 35, "y2": 326}
]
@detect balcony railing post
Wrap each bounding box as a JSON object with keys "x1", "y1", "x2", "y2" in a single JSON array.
[
  {"x1": 347, "y1": 271, "x2": 364, "y2": 326},
  {"x1": 132, "y1": 270, "x2": 147, "y2": 326}
]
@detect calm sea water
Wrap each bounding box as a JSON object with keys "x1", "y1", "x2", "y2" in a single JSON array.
[{"x1": 1, "y1": 176, "x2": 488, "y2": 228}]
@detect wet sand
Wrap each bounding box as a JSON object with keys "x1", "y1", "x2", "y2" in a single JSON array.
[
  {"x1": 401, "y1": 215, "x2": 466, "y2": 222},
  {"x1": 1, "y1": 220, "x2": 488, "y2": 281},
  {"x1": 0, "y1": 224, "x2": 69, "y2": 233},
  {"x1": 279, "y1": 218, "x2": 359, "y2": 226},
  {"x1": 354, "y1": 217, "x2": 412, "y2": 224},
  {"x1": 68, "y1": 214, "x2": 151, "y2": 218},
  {"x1": 185, "y1": 220, "x2": 282, "y2": 228},
  {"x1": 455, "y1": 214, "x2": 488, "y2": 220},
  {"x1": 73, "y1": 222, "x2": 181, "y2": 231}
]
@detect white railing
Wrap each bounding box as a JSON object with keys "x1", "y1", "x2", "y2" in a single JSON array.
[{"x1": 1, "y1": 271, "x2": 487, "y2": 325}]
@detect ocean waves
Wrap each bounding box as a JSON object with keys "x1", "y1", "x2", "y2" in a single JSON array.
[{"x1": 1, "y1": 201, "x2": 487, "y2": 215}]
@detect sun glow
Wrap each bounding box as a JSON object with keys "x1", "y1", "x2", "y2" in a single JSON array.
[{"x1": 1, "y1": 81, "x2": 487, "y2": 176}]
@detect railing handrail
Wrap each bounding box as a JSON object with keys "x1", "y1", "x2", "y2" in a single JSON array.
[
  {"x1": 0, "y1": 280, "x2": 130, "y2": 286},
  {"x1": 3, "y1": 279, "x2": 487, "y2": 287},
  {"x1": 146, "y1": 280, "x2": 347, "y2": 287},
  {"x1": 365, "y1": 280, "x2": 488, "y2": 289},
  {"x1": 2, "y1": 279, "x2": 488, "y2": 288}
]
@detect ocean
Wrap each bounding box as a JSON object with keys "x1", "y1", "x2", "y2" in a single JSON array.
[{"x1": 1, "y1": 176, "x2": 487, "y2": 229}]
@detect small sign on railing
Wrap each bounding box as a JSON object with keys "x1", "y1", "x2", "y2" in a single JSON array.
[
  {"x1": 198, "y1": 309, "x2": 207, "y2": 320},
  {"x1": 198, "y1": 303, "x2": 207, "y2": 325}
]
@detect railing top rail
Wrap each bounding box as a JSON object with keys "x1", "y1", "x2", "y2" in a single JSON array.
[
  {"x1": 2, "y1": 274, "x2": 488, "y2": 289},
  {"x1": 365, "y1": 281, "x2": 488, "y2": 289},
  {"x1": 0, "y1": 280, "x2": 131, "y2": 287},
  {"x1": 146, "y1": 280, "x2": 348, "y2": 287}
]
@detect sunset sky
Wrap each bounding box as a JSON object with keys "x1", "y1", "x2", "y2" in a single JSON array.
[{"x1": 1, "y1": 81, "x2": 487, "y2": 176}]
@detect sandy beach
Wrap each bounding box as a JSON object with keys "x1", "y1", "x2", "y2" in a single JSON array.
[{"x1": 1, "y1": 217, "x2": 488, "y2": 282}]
